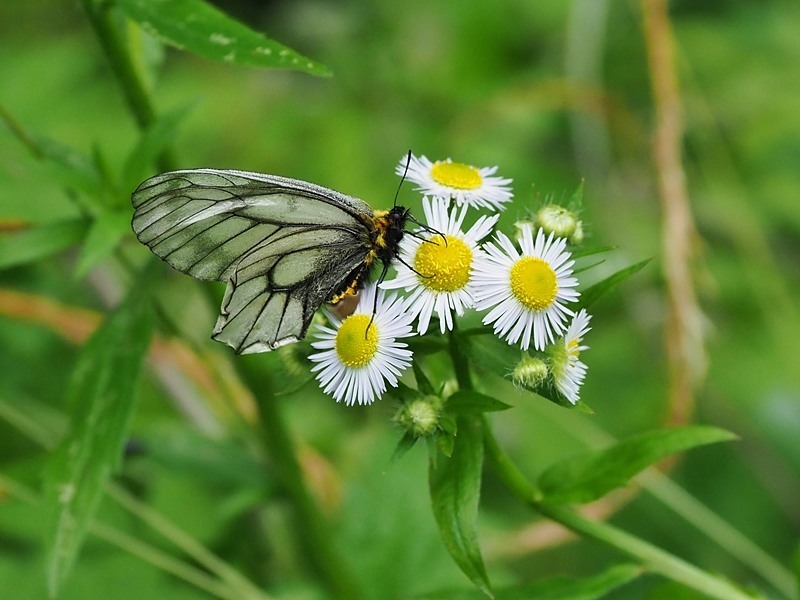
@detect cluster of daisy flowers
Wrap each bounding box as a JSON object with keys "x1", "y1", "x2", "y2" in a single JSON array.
[{"x1": 308, "y1": 153, "x2": 593, "y2": 411}]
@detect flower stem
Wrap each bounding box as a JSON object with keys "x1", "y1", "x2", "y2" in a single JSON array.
[
  {"x1": 448, "y1": 326, "x2": 474, "y2": 391},
  {"x1": 80, "y1": 0, "x2": 177, "y2": 171},
  {"x1": 482, "y1": 418, "x2": 760, "y2": 600}
]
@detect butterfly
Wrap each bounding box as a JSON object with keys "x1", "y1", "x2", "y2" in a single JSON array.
[{"x1": 131, "y1": 169, "x2": 410, "y2": 354}]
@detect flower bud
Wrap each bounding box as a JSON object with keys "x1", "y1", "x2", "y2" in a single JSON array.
[
  {"x1": 534, "y1": 205, "x2": 579, "y2": 239},
  {"x1": 393, "y1": 396, "x2": 442, "y2": 437},
  {"x1": 510, "y1": 354, "x2": 549, "y2": 392},
  {"x1": 513, "y1": 219, "x2": 537, "y2": 244}
]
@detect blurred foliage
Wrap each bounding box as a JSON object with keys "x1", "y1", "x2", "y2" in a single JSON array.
[{"x1": 1, "y1": 0, "x2": 799, "y2": 598}]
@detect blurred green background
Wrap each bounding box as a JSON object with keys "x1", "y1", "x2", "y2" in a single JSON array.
[{"x1": 1, "y1": 0, "x2": 799, "y2": 598}]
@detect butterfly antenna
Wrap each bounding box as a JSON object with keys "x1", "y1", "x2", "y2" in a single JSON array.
[
  {"x1": 392, "y1": 150, "x2": 413, "y2": 208},
  {"x1": 408, "y1": 213, "x2": 447, "y2": 247}
]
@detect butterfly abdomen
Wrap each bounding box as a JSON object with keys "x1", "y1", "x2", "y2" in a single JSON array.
[{"x1": 328, "y1": 206, "x2": 409, "y2": 305}]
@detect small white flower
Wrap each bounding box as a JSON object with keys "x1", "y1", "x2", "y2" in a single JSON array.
[
  {"x1": 309, "y1": 285, "x2": 415, "y2": 406},
  {"x1": 551, "y1": 309, "x2": 591, "y2": 404},
  {"x1": 397, "y1": 153, "x2": 513, "y2": 211},
  {"x1": 381, "y1": 196, "x2": 498, "y2": 334},
  {"x1": 473, "y1": 225, "x2": 579, "y2": 351}
]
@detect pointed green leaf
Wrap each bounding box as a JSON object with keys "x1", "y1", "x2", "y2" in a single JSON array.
[
  {"x1": 412, "y1": 360, "x2": 436, "y2": 396},
  {"x1": 0, "y1": 220, "x2": 88, "y2": 270},
  {"x1": 568, "y1": 179, "x2": 585, "y2": 211},
  {"x1": 429, "y1": 415, "x2": 492, "y2": 598},
  {"x1": 498, "y1": 563, "x2": 641, "y2": 599},
  {"x1": 122, "y1": 104, "x2": 194, "y2": 194},
  {"x1": 420, "y1": 563, "x2": 641, "y2": 599},
  {"x1": 117, "y1": 0, "x2": 330, "y2": 75},
  {"x1": 446, "y1": 391, "x2": 511, "y2": 415},
  {"x1": 437, "y1": 434, "x2": 456, "y2": 459},
  {"x1": 44, "y1": 286, "x2": 154, "y2": 596},
  {"x1": 0, "y1": 106, "x2": 105, "y2": 198},
  {"x1": 389, "y1": 433, "x2": 419, "y2": 465},
  {"x1": 569, "y1": 245, "x2": 615, "y2": 259},
  {"x1": 74, "y1": 210, "x2": 132, "y2": 277},
  {"x1": 461, "y1": 330, "x2": 520, "y2": 376},
  {"x1": 538, "y1": 426, "x2": 737, "y2": 505},
  {"x1": 577, "y1": 258, "x2": 652, "y2": 310}
]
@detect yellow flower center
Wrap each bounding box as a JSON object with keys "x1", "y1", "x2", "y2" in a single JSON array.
[
  {"x1": 567, "y1": 338, "x2": 581, "y2": 359},
  {"x1": 414, "y1": 235, "x2": 473, "y2": 292},
  {"x1": 509, "y1": 257, "x2": 558, "y2": 311},
  {"x1": 430, "y1": 161, "x2": 482, "y2": 190},
  {"x1": 335, "y1": 314, "x2": 379, "y2": 367}
]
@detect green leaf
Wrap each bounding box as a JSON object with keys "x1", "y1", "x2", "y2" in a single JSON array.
[
  {"x1": 461, "y1": 330, "x2": 520, "y2": 376},
  {"x1": 74, "y1": 210, "x2": 132, "y2": 277},
  {"x1": 568, "y1": 179, "x2": 585, "y2": 211},
  {"x1": 569, "y1": 245, "x2": 615, "y2": 259},
  {"x1": 429, "y1": 415, "x2": 492, "y2": 598},
  {"x1": 121, "y1": 104, "x2": 194, "y2": 194},
  {"x1": 413, "y1": 360, "x2": 436, "y2": 396},
  {"x1": 0, "y1": 220, "x2": 88, "y2": 270},
  {"x1": 44, "y1": 286, "x2": 154, "y2": 596},
  {"x1": 389, "y1": 432, "x2": 419, "y2": 465},
  {"x1": 446, "y1": 390, "x2": 511, "y2": 415},
  {"x1": 420, "y1": 563, "x2": 641, "y2": 599},
  {"x1": 577, "y1": 257, "x2": 652, "y2": 310},
  {"x1": 0, "y1": 106, "x2": 105, "y2": 198},
  {"x1": 538, "y1": 426, "x2": 737, "y2": 505},
  {"x1": 117, "y1": 0, "x2": 330, "y2": 76}
]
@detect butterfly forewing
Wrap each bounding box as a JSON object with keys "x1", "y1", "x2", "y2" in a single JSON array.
[{"x1": 131, "y1": 169, "x2": 380, "y2": 353}]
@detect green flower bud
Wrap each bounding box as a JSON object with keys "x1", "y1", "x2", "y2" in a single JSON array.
[
  {"x1": 510, "y1": 354, "x2": 549, "y2": 392},
  {"x1": 535, "y1": 205, "x2": 578, "y2": 239},
  {"x1": 546, "y1": 338, "x2": 569, "y2": 386},
  {"x1": 393, "y1": 396, "x2": 442, "y2": 437},
  {"x1": 513, "y1": 219, "x2": 537, "y2": 243}
]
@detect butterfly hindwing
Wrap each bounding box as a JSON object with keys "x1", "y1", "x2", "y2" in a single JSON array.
[
  {"x1": 212, "y1": 226, "x2": 370, "y2": 353},
  {"x1": 131, "y1": 169, "x2": 378, "y2": 352}
]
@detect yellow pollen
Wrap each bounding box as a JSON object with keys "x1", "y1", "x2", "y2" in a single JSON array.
[
  {"x1": 414, "y1": 235, "x2": 473, "y2": 292},
  {"x1": 567, "y1": 338, "x2": 580, "y2": 358},
  {"x1": 430, "y1": 161, "x2": 482, "y2": 190},
  {"x1": 510, "y1": 257, "x2": 558, "y2": 311},
  {"x1": 335, "y1": 314, "x2": 379, "y2": 367}
]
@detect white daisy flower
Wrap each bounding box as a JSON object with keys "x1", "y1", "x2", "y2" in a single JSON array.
[
  {"x1": 309, "y1": 285, "x2": 415, "y2": 406},
  {"x1": 551, "y1": 309, "x2": 592, "y2": 404},
  {"x1": 473, "y1": 225, "x2": 579, "y2": 351},
  {"x1": 382, "y1": 196, "x2": 498, "y2": 334},
  {"x1": 397, "y1": 153, "x2": 513, "y2": 211}
]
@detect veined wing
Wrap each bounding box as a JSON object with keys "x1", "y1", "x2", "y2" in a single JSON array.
[
  {"x1": 131, "y1": 169, "x2": 377, "y2": 353},
  {"x1": 211, "y1": 225, "x2": 369, "y2": 353},
  {"x1": 131, "y1": 169, "x2": 375, "y2": 282}
]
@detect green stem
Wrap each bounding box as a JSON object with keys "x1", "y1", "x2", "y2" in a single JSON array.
[
  {"x1": 480, "y1": 415, "x2": 540, "y2": 502},
  {"x1": 448, "y1": 326, "x2": 474, "y2": 391},
  {"x1": 640, "y1": 470, "x2": 797, "y2": 599},
  {"x1": 254, "y1": 391, "x2": 360, "y2": 600},
  {"x1": 482, "y1": 419, "x2": 759, "y2": 600},
  {"x1": 80, "y1": 0, "x2": 177, "y2": 171},
  {"x1": 528, "y1": 402, "x2": 796, "y2": 598}
]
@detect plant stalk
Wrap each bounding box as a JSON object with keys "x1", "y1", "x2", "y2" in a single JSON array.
[
  {"x1": 80, "y1": 0, "x2": 177, "y2": 171},
  {"x1": 482, "y1": 418, "x2": 760, "y2": 600}
]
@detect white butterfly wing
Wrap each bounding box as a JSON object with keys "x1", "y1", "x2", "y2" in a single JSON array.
[{"x1": 132, "y1": 169, "x2": 375, "y2": 353}]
